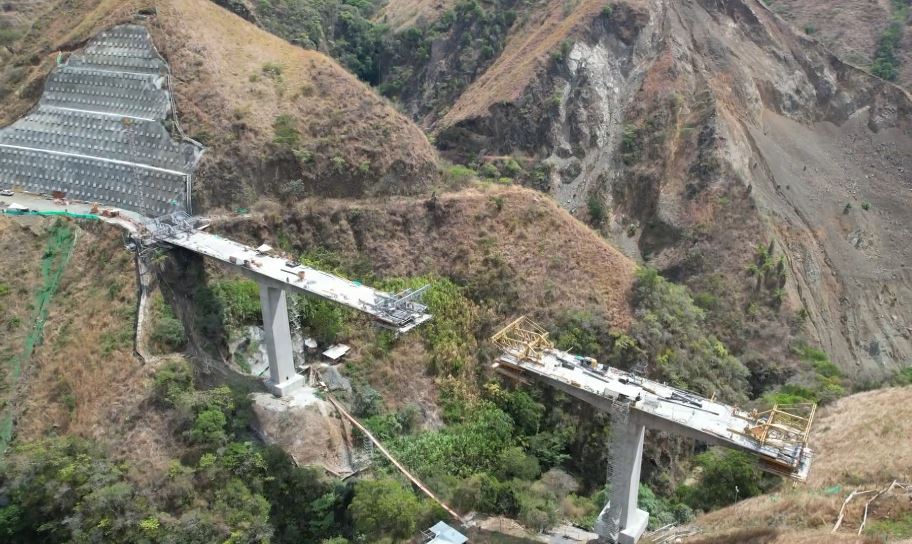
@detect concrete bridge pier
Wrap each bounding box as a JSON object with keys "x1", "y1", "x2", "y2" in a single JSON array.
[
  {"x1": 614, "y1": 421, "x2": 648, "y2": 544},
  {"x1": 259, "y1": 282, "x2": 304, "y2": 396},
  {"x1": 595, "y1": 420, "x2": 649, "y2": 544}
]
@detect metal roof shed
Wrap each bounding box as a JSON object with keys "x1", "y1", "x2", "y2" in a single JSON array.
[{"x1": 425, "y1": 521, "x2": 467, "y2": 544}]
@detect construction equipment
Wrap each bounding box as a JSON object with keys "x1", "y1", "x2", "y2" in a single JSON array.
[{"x1": 490, "y1": 316, "x2": 816, "y2": 544}]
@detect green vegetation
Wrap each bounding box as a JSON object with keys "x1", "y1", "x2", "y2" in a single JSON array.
[
  {"x1": 0, "y1": 359, "x2": 358, "y2": 543},
  {"x1": 211, "y1": 279, "x2": 261, "y2": 330},
  {"x1": 442, "y1": 164, "x2": 477, "y2": 186},
  {"x1": 261, "y1": 62, "x2": 284, "y2": 79},
  {"x1": 867, "y1": 512, "x2": 912, "y2": 539},
  {"x1": 294, "y1": 296, "x2": 348, "y2": 344},
  {"x1": 764, "y1": 343, "x2": 844, "y2": 405},
  {"x1": 149, "y1": 293, "x2": 186, "y2": 354},
  {"x1": 871, "y1": 0, "x2": 909, "y2": 81},
  {"x1": 0, "y1": 27, "x2": 20, "y2": 47},
  {"x1": 632, "y1": 268, "x2": 749, "y2": 402},
  {"x1": 677, "y1": 449, "x2": 766, "y2": 511},
  {"x1": 746, "y1": 241, "x2": 787, "y2": 307},
  {"x1": 349, "y1": 478, "x2": 428, "y2": 541},
  {"x1": 621, "y1": 123, "x2": 641, "y2": 165},
  {"x1": 587, "y1": 196, "x2": 607, "y2": 227},
  {"x1": 273, "y1": 114, "x2": 300, "y2": 146}
]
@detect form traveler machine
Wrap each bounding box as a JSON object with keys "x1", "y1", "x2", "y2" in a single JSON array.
[{"x1": 491, "y1": 316, "x2": 816, "y2": 544}]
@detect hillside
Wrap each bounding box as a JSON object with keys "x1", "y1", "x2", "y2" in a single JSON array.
[
  {"x1": 767, "y1": 0, "x2": 912, "y2": 89},
  {"x1": 0, "y1": 0, "x2": 439, "y2": 211},
  {"x1": 213, "y1": 185, "x2": 636, "y2": 328},
  {"x1": 685, "y1": 386, "x2": 912, "y2": 543},
  {"x1": 229, "y1": 0, "x2": 912, "y2": 382},
  {"x1": 340, "y1": 0, "x2": 912, "y2": 385}
]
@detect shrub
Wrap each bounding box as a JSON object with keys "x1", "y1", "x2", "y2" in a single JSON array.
[
  {"x1": 273, "y1": 114, "x2": 300, "y2": 146},
  {"x1": 587, "y1": 196, "x2": 607, "y2": 226},
  {"x1": 632, "y1": 268, "x2": 749, "y2": 402},
  {"x1": 479, "y1": 163, "x2": 501, "y2": 179},
  {"x1": 678, "y1": 449, "x2": 763, "y2": 511},
  {"x1": 502, "y1": 158, "x2": 523, "y2": 177},
  {"x1": 212, "y1": 279, "x2": 261, "y2": 329},
  {"x1": 349, "y1": 478, "x2": 422, "y2": 541},
  {"x1": 149, "y1": 294, "x2": 186, "y2": 353},
  {"x1": 261, "y1": 62, "x2": 284, "y2": 79},
  {"x1": 153, "y1": 360, "x2": 194, "y2": 406},
  {"x1": 443, "y1": 164, "x2": 476, "y2": 185},
  {"x1": 189, "y1": 409, "x2": 228, "y2": 447}
]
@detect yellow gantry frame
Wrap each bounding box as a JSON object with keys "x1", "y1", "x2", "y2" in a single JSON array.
[
  {"x1": 491, "y1": 316, "x2": 554, "y2": 363},
  {"x1": 733, "y1": 403, "x2": 817, "y2": 452}
]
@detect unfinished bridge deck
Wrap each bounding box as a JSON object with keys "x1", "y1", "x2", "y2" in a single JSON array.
[
  {"x1": 164, "y1": 229, "x2": 431, "y2": 334},
  {"x1": 494, "y1": 348, "x2": 814, "y2": 481}
]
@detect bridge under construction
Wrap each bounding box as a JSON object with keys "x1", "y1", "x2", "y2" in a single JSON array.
[
  {"x1": 491, "y1": 316, "x2": 816, "y2": 544},
  {"x1": 0, "y1": 21, "x2": 818, "y2": 544}
]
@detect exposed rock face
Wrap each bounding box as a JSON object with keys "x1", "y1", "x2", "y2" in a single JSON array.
[
  {"x1": 250, "y1": 391, "x2": 356, "y2": 474},
  {"x1": 433, "y1": 0, "x2": 912, "y2": 378}
]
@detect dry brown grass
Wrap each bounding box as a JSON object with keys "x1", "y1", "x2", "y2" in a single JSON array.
[
  {"x1": 375, "y1": 0, "x2": 458, "y2": 33},
  {"x1": 216, "y1": 184, "x2": 636, "y2": 327},
  {"x1": 14, "y1": 221, "x2": 181, "y2": 477},
  {"x1": 0, "y1": 217, "x2": 47, "y2": 427},
  {"x1": 808, "y1": 386, "x2": 912, "y2": 488}
]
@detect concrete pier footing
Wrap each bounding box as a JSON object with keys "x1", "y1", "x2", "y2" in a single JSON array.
[{"x1": 259, "y1": 283, "x2": 304, "y2": 396}]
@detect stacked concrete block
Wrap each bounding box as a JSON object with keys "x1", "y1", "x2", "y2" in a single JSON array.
[{"x1": 0, "y1": 24, "x2": 203, "y2": 217}]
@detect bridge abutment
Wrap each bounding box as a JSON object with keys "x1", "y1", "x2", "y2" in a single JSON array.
[{"x1": 259, "y1": 283, "x2": 304, "y2": 396}]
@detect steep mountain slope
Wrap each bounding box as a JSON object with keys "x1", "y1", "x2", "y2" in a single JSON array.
[
  {"x1": 686, "y1": 385, "x2": 912, "y2": 543},
  {"x1": 768, "y1": 0, "x2": 912, "y2": 89},
  {"x1": 0, "y1": 0, "x2": 439, "y2": 211},
  {"x1": 365, "y1": 0, "x2": 912, "y2": 381}
]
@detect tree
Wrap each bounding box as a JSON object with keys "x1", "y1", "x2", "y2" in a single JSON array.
[
  {"x1": 189, "y1": 409, "x2": 228, "y2": 447},
  {"x1": 631, "y1": 268, "x2": 749, "y2": 402},
  {"x1": 349, "y1": 478, "x2": 422, "y2": 541},
  {"x1": 679, "y1": 449, "x2": 762, "y2": 511}
]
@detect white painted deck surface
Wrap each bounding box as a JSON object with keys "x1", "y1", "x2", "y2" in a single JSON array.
[
  {"x1": 165, "y1": 230, "x2": 432, "y2": 333},
  {"x1": 497, "y1": 349, "x2": 813, "y2": 480}
]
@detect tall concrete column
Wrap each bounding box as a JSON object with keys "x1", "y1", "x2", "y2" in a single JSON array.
[
  {"x1": 614, "y1": 421, "x2": 648, "y2": 544},
  {"x1": 259, "y1": 282, "x2": 304, "y2": 396},
  {"x1": 595, "y1": 420, "x2": 649, "y2": 544}
]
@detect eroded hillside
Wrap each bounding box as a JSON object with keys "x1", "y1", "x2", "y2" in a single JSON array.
[
  {"x1": 0, "y1": 0, "x2": 439, "y2": 210},
  {"x1": 350, "y1": 0, "x2": 912, "y2": 383},
  {"x1": 769, "y1": 0, "x2": 912, "y2": 89}
]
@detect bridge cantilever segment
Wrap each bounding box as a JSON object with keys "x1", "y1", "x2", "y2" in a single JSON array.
[
  {"x1": 161, "y1": 227, "x2": 431, "y2": 395},
  {"x1": 491, "y1": 316, "x2": 815, "y2": 544}
]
